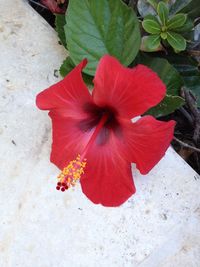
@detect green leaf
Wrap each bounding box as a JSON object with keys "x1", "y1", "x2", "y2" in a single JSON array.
[
  {"x1": 143, "y1": 35, "x2": 161, "y2": 51},
  {"x1": 135, "y1": 53, "x2": 184, "y2": 95},
  {"x1": 147, "y1": 95, "x2": 185, "y2": 117},
  {"x1": 157, "y1": 1, "x2": 169, "y2": 25},
  {"x1": 147, "y1": 0, "x2": 158, "y2": 9},
  {"x1": 59, "y1": 57, "x2": 74, "y2": 77},
  {"x1": 65, "y1": 0, "x2": 141, "y2": 76},
  {"x1": 55, "y1": 14, "x2": 67, "y2": 48},
  {"x1": 60, "y1": 57, "x2": 93, "y2": 87},
  {"x1": 170, "y1": 0, "x2": 200, "y2": 20},
  {"x1": 137, "y1": 0, "x2": 157, "y2": 18},
  {"x1": 174, "y1": 18, "x2": 193, "y2": 33},
  {"x1": 167, "y1": 13, "x2": 187, "y2": 30},
  {"x1": 167, "y1": 31, "x2": 186, "y2": 51},
  {"x1": 168, "y1": 54, "x2": 200, "y2": 106},
  {"x1": 142, "y1": 16, "x2": 161, "y2": 34},
  {"x1": 170, "y1": 0, "x2": 191, "y2": 14},
  {"x1": 133, "y1": 53, "x2": 184, "y2": 117},
  {"x1": 180, "y1": 0, "x2": 200, "y2": 19},
  {"x1": 183, "y1": 79, "x2": 200, "y2": 107},
  {"x1": 138, "y1": 0, "x2": 176, "y2": 17}
]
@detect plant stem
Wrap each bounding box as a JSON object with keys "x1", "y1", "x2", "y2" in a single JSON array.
[
  {"x1": 173, "y1": 137, "x2": 200, "y2": 153},
  {"x1": 28, "y1": 0, "x2": 48, "y2": 9}
]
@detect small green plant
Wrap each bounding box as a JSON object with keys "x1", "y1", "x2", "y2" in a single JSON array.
[{"x1": 142, "y1": 1, "x2": 190, "y2": 52}]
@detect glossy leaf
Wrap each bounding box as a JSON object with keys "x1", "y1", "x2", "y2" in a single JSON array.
[
  {"x1": 147, "y1": 95, "x2": 185, "y2": 117},
  {"x1": 147, "y1": 0, "x2": 158, "y2": 9},
  {"x1": 157, "y1": 1, "x2": 169, "y2": 25},
  {"x1": 167, "y1": 13, "x2": 187, "y2": 30},
  {"x1": 170, "y1": 0, "x2": 200, "y2": 20},
  {"x1": 174, "y1": 18, "x2": 193, "y2": 33},
  {"x1": 137, "y1": 0, "x2": 156, "y2": 17},
  {"x1": 134, "y1": 54, "x2": 185, "y2": 117},
  {"x1": 55, "y1": 14, "x2": 67, "y2": 48},
  {"x1": 60, "y1": 57, "x2": 93, "y2": 86},
  {"x1": 169, "y1": 55, "x2": 200, "y2": 106},
  {"x1": 135, "y1": 53, "x2": 184, "y2": 96},
  {"x1": 65, "y1": 0, "x2": 141, "y2": 75},
  {"x1": 142, "y1": 16, "x2": 161, "y2": 34},
  {"x1": 143, "y1": 35, "x2": 161, "y2": 51},
  {"x1": 167, "y1": 32, "x2": 186, "y2": 51},
  {"x1": 59, "y1": 57, "x2": 74, "y2": 77},
  {"x1": 180, "y1": 0, "x2": 200, "y2": 19},
  {"x1": 170, "y1": 0, "x2": 191, "y2": 14}
]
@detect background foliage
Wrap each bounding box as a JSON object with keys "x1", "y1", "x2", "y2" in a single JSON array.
[{"x1": 54, "y1": 0, "x2": 200, "y2": 118}]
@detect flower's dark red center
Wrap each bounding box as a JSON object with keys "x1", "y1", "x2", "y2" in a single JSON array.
[
  {"x1": 78, "y1": 103, "x2": 121, "y2": 145},
  {"x1": 56, "y1": 113, "x2": 109, "y2": 191},
  {"x1": 56, "y1": 103, "x2": 122, "y2": 192}
]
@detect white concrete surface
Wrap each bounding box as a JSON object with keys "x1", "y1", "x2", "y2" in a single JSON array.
[{"x1": 0, "y1": 1, "x2": 200, "y2": 267}]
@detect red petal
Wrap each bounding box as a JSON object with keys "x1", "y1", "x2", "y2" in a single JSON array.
[
  {"x1": 49, "y1": 111, "x2": 92, "y2": 169},
  {"x1": 80, "y1": 131, "x2": 136, "y2": 207},
  {"x1": 41, "y1": 0, "x2": 65, "y2": 14},
  {"x1": 36, "y1": 59, "x2": 92, "y2": 118},
  {"x1": 92, "y1": 55, "x2": 166, "y2": 118},
  {"x1": 50, "y1": 111, "x2": 136, "y2": 207},
  {"x1": 122, "y1": 116, "x2": 175, "y2": 174}
]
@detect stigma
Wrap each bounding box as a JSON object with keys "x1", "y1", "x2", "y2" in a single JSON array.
[{"x1": 56, "y1": 154, "x2": 87, "y2": 192}]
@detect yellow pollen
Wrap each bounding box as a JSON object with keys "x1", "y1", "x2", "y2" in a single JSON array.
[{"x1": 57, "y1": 154, "x2": 87, "y2": 190}]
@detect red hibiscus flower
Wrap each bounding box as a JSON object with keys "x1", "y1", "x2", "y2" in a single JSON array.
[{"x1": 36, "y1": 55, "x2": 175, "y2": 207}]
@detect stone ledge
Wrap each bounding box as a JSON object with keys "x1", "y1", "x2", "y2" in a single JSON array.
[{"x1": 0, "y1": 1, "x2": 199, "y2": 267}]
